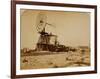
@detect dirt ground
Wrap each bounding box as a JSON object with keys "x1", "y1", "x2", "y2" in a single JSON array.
[{"x1": 20, "y1": 50, "x2": 90, "y2": 69}]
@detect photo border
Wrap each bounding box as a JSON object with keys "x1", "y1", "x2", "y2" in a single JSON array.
[{"x1": 11, "y1": 0, "x2": 97, "y2": 79}]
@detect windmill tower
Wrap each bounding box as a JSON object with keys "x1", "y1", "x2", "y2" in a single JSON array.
[{"x1": 35, "y1": 12, "x2": 58, "y2": 51}]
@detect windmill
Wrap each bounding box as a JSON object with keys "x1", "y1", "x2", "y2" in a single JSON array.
[{"x1": 35, "y1": 12, "x2": 58, "y2": 52}]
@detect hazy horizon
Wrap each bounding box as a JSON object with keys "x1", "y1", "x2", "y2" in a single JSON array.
[{"x1": 20, "y1": 9, "x2": 90, "y2": 49}]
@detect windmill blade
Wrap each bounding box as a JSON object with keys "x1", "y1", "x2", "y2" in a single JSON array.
[
  {"x1": 35, "y1": 12, "x2": 47, "y2": 33},
  {"x1": 46, "y1": 23, "x2": 55, "y2": 27}
]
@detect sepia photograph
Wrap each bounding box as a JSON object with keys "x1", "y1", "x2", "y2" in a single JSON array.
[
  {"x1": 11, "y1": 1, "x2": 97, "y2": 78},
  {"x1": 20, "y1": 9, "x2": 90, "y2": 69}
]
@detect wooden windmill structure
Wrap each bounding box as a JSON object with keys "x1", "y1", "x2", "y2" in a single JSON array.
[{"x1": 35, "y1": 12, "x2": 58, "y2": 52}]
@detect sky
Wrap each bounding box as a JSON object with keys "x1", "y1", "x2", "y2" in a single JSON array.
[{"x1": 20, "y1": 9, "x2": 90, "y2": 49}]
